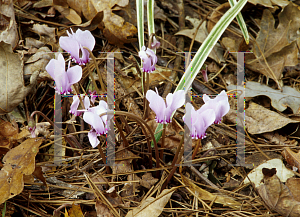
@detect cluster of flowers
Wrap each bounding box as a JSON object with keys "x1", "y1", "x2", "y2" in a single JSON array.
[
  {"x1": 147, "y1": 89, "x2": 230, "y2": 139},
  {"x1": 41, "y1": 28, "x2": 229, "y2": 148},
  {"x1": 44, "y1": 29, "x2": 112, "y2": 148}
]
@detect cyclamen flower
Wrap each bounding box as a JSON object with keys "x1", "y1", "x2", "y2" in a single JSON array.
[
  {"x1": 69, "y1": 95, "x2": 90, "y2": 116},
  {"x1": 89, "y1": 90, "x2": 97, "y2": 104},
  {"x1": 59, "y1": 28, "x2": 95, "y2": 65},
  {"x1": 146, "y1": 89, "x2": 185, "y2": 124},
  {"x1": 202, "y1": 90, "x2": 230, "y2": 124},
  {"x1": 83, "y1": 101, "x2": 112, "y2": 148},
  {"x1": 139, "y1": 46, "x2": 157, "y2": 73},
  {"x1": 150, "y1": 36, "x2": 160, "y2": 49},
  {"x1": 45, "y1": 53, "x2": 82, "y2": 94},
  {"x1": 184, "y1": 103, "x2": 216, "y2": 139}
]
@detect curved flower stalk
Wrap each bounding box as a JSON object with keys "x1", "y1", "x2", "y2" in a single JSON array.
[
  {"x1": 150, "y1": 36, "x2": 160, "y2": 49},
  {"x1": 184, "y1": 103, "x2": 216, "y2": 139},
  {"x1": 45, "y1": 53, "x2": 82, "y2": 94},
  {"x1": 59, "y1": 28, "x2": 95, "y2": 65},
  {"x1": 69, "y1": 95, "x2": 90, "y2": 116},
  {"x1": 83, "y1": 101, "x2": 112, "y2": 148},
  {"x1": 202, "y1": 90, "x2": 230, "y2": 124},
  {"x1": 139, "y1": 46, "x2": 158, "y2": 73},
  {"x1": 146, "y1": 88, "x2": 185, "y2": 124}
]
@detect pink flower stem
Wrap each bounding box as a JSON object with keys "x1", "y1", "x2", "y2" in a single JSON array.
[
  {"x1": 30, "y1": 111, "x2": 82, "y2": 149},
  {"x1": 86, "y1": 61, "x2": 101, "y2": 95},
  {"x1": 83, "y1": 46, "x2": 106, "y2": 93},
  {"x1": 100, "y1": 111, "x2": 160, "y2": 175}
]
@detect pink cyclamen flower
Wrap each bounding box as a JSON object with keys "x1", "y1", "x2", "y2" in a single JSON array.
[
  {"x1": 150, "y1": 36, "x2": 160, "y2": 49},
  {"x1": 59, "y1": 28, "x2": 95, "y2": 65},
  {"x1": 201, "y1": 66, "x2": 208, "y2": 82},
  {"x1": 83, "y1": 101, "x2": 112, "y2": 148},
  {"x1": 202, "y1": 90, "x2": 230, "y2": 124},
  {"x1": 45, "y1": 53, "x2": 82, "y2": 94},
  {"x1": 139, "y1": 46, "x2": 157, "y2": 73},
  {"x1": 89, "y1": 90, "x2": 97, "y2": 104},
  {"x1": 69, "y1": 95, "x2": 90, "y2": 116},
  {"x1": 184, "y1": 103, "x2": 216, "y2": 139},
  {"x1": 146, "y1": 88, "x2": 185, "y2": 124}
]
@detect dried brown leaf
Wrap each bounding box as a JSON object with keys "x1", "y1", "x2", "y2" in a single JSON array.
[
  {"x1": 140, "y1": 173, "x2": 158, "y2": 189},
  {"x1": 95, "y1": 199, "x2": 113, "y2": 217},
  {"x1": 181, "y1": 174, "x2": 241, "y2": 209},
  {"x1": 0, "y1": 138, "x2": 43, "y2": 204},
  {"x1": 0, "y1": 0, "x2": 18, "y2": 49},
  {"x1": 246, "y1": 6, "x2": 299, "y2": 86},
  {"x1": 0, "y1": 42, "x2": 39, "y2": 115},
  {"x1": 257, "y1": 168, "x2": 300, "y2": 216},
  {"x1": 282, "y1": 147, "x2": 300, "y2": 172},
  {"x1": 286, "y1": 177, "x2": 300, "y2": 202},
  {"x1": 68, "y1": 204, "x2": 84, "y2": 217},
  {"x1": 245, "y1": 102, "x2": 298, "y2": 134},
  {"x1": 102, "y1": 10, "x2": 137, "y2": 47},
  {"x1": 54, "y1": 5, "x2": 82, "y2": 24},
  {"x1": 125, "y1": 188, "x2": 175, "y2": 217}
]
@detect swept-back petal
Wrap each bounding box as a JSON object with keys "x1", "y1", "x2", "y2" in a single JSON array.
[
  {"x1": 83, "y1": 111, "x2": 106, "y2": 135},
  {"x1": 70, "y1": 95, "x2": 80, "y2": 115},
  {"x1": 59, "y1": 37, "x2": 80, "y2": 63},
  {"x1": 194, "y1": 109, "x2": 215, "y2": 139},
  {"x1": 146, "y1": 89, "x2": 166, "y2": 123},
  {"x1": 74, "y1": 29, "x2": 95, "y2": 51},
  {"x1": 66, "y1": 65, "x2": 82, "y2": 85},
  {"x1": 165, "y1": 90, "x2": 185, "y2": 123},
  {"x1": 88, "y1": 130, "x2": 99, "y2": 148},
  {"x1": 83, "y1": 96, "x2": 90, "y2": 109}
]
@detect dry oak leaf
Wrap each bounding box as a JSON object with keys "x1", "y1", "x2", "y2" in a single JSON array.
[
  {"x1": 228, "y1": 81, "x2": 300, "y2": 114},
  {"x1": 245, "y1": 102, "x2": 298, "y2": 134},
  {"x1": 282, "y1": 147, "x2": 300, "y2": 172},
  {"x1": 257, "y1": 168, "x2": 300, "y2": 217},
  {"x1": 246, "y1": 6, "x2": 299, "y2": 88},
  {"x1": 175, "y1": 16, "x2": 224, "y2": 63},
  {"x1": 68, "y1": 204, "x2": 84, "y2": 217},
  {"x1": 0, "y1": 42, "x2": 39, "y2": 115},
  {"x1": 125, "y1": 187, "x2": 175, "y2": 217},
  {"x1": 95, "y1": 199, "x2": 113, "y2": 217},
  {"x1": 0, "y1": 0, "x2": 19, "y2": 49},
  {"x1": 102, "y1": 10, "x2": 137, "y2": 47},
  {"x1": 140, "y1": 173, "x2": 158, "y2": 189},
  {"x1": 0, "y1": 138, "x2": 43, "y2": 204},
  {"x1": 181, "y1": 174, "x2": 241, "y2": 209},
  {"x1": 91, "y1": 0, "x2": 128, "y2": 13},
  {"x1": 286, "y1": 177, "x2": 300, "y2": 202}
]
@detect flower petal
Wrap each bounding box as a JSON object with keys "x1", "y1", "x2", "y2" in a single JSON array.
[
  {"x1": 146, "y1": 89, "x2": 166, "y2": 123},
  {"x1": 88, "y1": 130, "x2": 99, "y2": 148},
  {"x1": 83, "y1": 111, "x2": 106, "y2": 135},
  {"x1": 165, "y1": 90, "x2": 185, "y2": 123},
  {"x1": 70, "y1": 95, "x2": 80, "y2": 115},
  {"x1": 83, "y1": 95, "x2": 90, "y2": 109},
  {"x1": 194, "y1": 109, "x2": 215, "y2": 139},
  {"x1": 66, "y1": 65, "x2": 82, "y2": 85},
  {"x1": 59, "y1": 37, "x2": 80, "y2": 63},
  {"x1": 74, "y1": 29, "x2": 95, "y2": 51}
]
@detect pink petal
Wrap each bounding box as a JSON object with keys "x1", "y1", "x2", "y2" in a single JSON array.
[
  {"x1": 66, "y1": 65, "x2": 82, "y2": 85},
  {"x1": 88, "y1": 130, "x2": 99, "y2": 148},
  {"x1": 194, "y1": 109, "x2": 215, "y2": 139},
  {"x1": 146, "y1": 89, "x2": 166, "y2": 123},
  {"x1": 59, "y1": 37, "x2": 80, "y2": 63},
  {"x1": 83, "y1": 111, "x2": 106, "y2": 135},
  {"x1": 165, "y1": 90, "x2": 185, "y2": 123},
  {"x1": 150, "y1": 36, "x2": 160, "y2": 49},
  {"x1": 83, "y1": 96, "x2": 90, "y2": 109},
  {"x1": 70, "y1": 95, "x2": 80, "y2": 115},
  {"x1": 74, "y1": 29, "x2": 95, "y2": 52}
]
